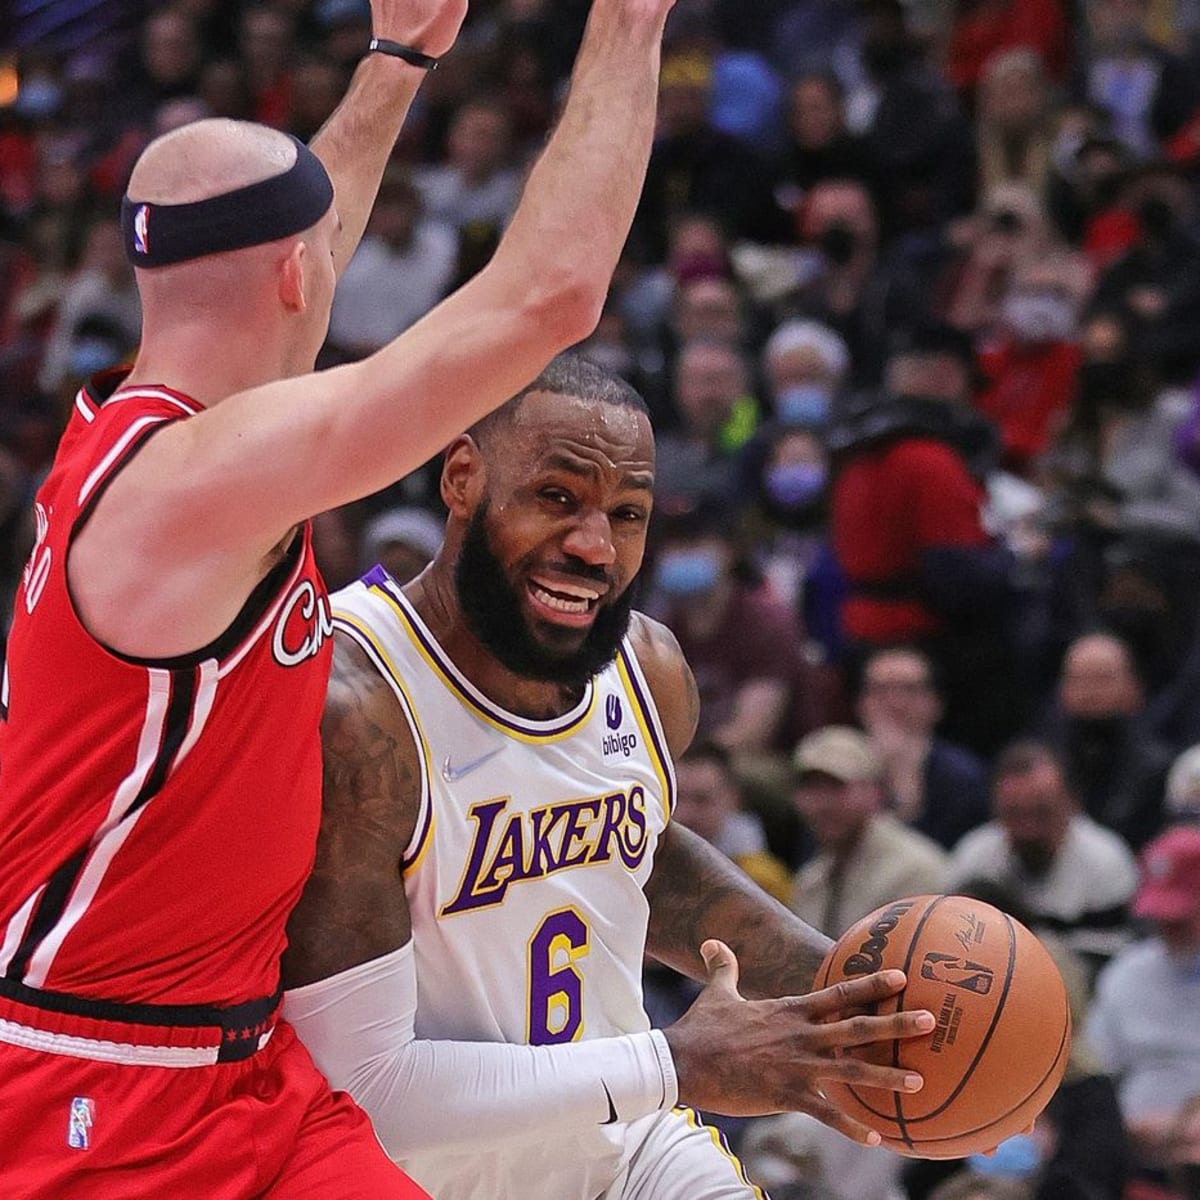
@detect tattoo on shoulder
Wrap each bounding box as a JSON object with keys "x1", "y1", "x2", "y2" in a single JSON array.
[{"x1": 320, "y1": 637, "x2": 422, "y2": 850}]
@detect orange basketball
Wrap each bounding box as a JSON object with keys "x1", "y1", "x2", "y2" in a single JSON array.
[{"x1": 817, "y1": 894, "x2": 1071, "y2": 1159}]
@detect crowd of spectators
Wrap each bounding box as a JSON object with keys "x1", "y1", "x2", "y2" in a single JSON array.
[{"x1": 5, "y1": 0, "x2": 1200, "y2": 1198}]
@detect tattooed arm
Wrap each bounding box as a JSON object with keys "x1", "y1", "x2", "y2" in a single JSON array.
[
  {"x1": 282, "y1": 631, "x2": 419, "y2": 987},
  {"x1": 629, "y1": 613, "x2": 934, "y2": 1123},
  {"x1": 629, "y1": 611, "x2": 831, "y2": 997}
]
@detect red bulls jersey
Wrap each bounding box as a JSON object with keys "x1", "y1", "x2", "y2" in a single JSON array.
[{"x1": 0, "y1": 374, "x2": 333, "y2": 1007}]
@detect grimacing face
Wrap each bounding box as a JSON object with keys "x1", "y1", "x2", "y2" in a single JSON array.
[{"x1": 454, "y1": 393, "x2": 655, "y2": 687}]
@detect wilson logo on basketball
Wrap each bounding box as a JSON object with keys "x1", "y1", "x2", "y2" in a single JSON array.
[
  {"x1": 272, "y1": 579, "x2": 334, "y2": 668},
  {"x1": 920, "y1": 952, "x2": 995, "y2": 995},
  {"x1": 843, "y1": 899, "x2": 915, "y2": 976}
]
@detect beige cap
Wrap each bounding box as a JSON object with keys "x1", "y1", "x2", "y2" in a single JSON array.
[{"x1": 792, "y1": 725, "x2": 881, "y2": 783}]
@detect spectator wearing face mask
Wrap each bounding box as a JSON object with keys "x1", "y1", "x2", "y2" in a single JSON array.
[
  {"x1": 976, "y1": 258, "x2": 1088, "y2": 477},
  {"x1": 742, "y1": 424, "x2": 845, "y2": 671},
  {"x1": 1075, "y1": 0, "x2": 1200, "y2": 160},
  {"x1": 789, "y1": 177, "x2": 927, "y2": 388},
  {"x1": 647, "y1": 495, "x2": 825, "y2": 756},
  {"x1": 760, "y1": 318, "x2": 849, "y2": 431}
]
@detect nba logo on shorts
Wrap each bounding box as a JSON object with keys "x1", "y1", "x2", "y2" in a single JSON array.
[
  {"x1": 68, "y1": 1096, "x2": 94, "y2": 1150},
  {"x1": 133, "y1": 204, "x2": 151, "y2": 256}
]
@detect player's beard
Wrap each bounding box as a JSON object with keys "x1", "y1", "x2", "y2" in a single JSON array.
[{"x1": 455, "y1": 500, "x2": 634, "y2": 689}]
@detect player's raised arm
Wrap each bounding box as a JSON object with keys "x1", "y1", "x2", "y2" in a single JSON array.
[
  {"x1": 312, "y1": 0, "x2": 469, "y2": 276},
  {"x1": 72, "y1": 0, "x2": 676, "y2": 659}
]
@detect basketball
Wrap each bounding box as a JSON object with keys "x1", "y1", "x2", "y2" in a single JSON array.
[{"x1": 817, "y1": 894, "x2": 1071, "y2": 1159}]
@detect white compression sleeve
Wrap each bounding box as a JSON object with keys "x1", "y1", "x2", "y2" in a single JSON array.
[{"x1": 282, "y1": 943, "x2": 679, "y2": 1160}]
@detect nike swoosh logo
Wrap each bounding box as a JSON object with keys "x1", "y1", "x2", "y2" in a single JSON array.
[
  {"x1": 600, "y1": 1080, "x2": 619, "y2": 1125},
  {"x1": 441, "y1": 745, "x2": 504, "y2": 783}
]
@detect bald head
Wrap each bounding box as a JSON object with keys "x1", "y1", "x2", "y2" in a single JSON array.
[
  {"x1": 125, "y1": 118, "x2": 339, "y2": 382},
  {"x1": 1059, "y1": 632, "x2": 1143, "y2": 717},
  {"x1": 128, "y1": 118, "x2": 298, "y2": 206}
]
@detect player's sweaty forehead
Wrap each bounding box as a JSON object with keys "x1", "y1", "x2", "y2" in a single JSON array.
[{"x1": 502, "y1": 391, "x2": 655, "y2": 483}]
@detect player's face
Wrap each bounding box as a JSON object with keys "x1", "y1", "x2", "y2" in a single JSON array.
[{"x1": 455, "y1": 394, "x2": 654, "y2": 687}]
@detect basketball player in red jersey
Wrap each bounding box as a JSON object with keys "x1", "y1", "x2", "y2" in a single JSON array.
[{"x1": 0, "y1": 0, "x2": 678, "y2": 1194}]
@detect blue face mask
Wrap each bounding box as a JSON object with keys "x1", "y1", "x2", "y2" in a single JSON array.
[
  {"x1": 775, "y1": 384, "x2": 831, "y2": 428},
  {"x1": 764, "y1": 462, "x2": 826, "y2": 508},
  {"x1": 655, "y1": 549, "x2": 721, "y2": 598},
  {"x1": 968, "y1": 1133, "x2": 1042, "y2": 1178}
]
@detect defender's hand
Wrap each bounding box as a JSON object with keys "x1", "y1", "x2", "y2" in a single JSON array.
[
  {"x1": 663, "y1": 940, "x2": 935, "y2": 1144},
  {"x1": 370, "y1": 0, "x2": 468, "y2": 58}
]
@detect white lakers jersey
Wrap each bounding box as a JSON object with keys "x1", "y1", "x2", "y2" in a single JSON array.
[{"x1": 331, "y1": 567, "x2": 677, "y2": 1199}]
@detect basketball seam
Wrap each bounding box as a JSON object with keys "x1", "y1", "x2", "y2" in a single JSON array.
[
  {"x1": 840, "y1": 894, "x2": 947, "y2": 1143},
  {"x1": 889, "y1": 1018, "x2": 1070, "y2": 1150}
]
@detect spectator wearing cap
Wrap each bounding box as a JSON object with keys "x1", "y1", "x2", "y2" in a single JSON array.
[
  {"x1": 856, "y1": 645, "x2": 991, "y2": 852},
  {"x1": 789, "y1": 725, "x2": 947, "y2": 939},
  {"x1": 360, "y1": 506, "x2": 444, "y2": 585},
  {"x1": 947, "y1": 740, "x2": 1139, "y2": 981},
  {"x1": 1085, "y1": 826, "x2": 1200, "y2": 1178},
  {"x1": 828, "y1": 320, "x2": 1021, "y2": 756}
]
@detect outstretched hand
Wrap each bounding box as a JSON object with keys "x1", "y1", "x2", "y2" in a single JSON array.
[
  {"x1": 370, "y1": 0, "x2": 468, "y2": 58},
  {"x1": 663, "y1": 940, "x2": 935, "y2": 1145}
]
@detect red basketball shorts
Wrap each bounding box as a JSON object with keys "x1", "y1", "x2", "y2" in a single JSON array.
[{"x1": 0, "y1": 1017, "x2": 428, "y2": 1198}]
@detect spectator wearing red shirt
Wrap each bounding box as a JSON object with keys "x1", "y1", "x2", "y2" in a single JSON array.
[
  {"x1": 977, "y1": 256, "x2": 1088, "y2": 476},
  {"x1": 829, "y1": 322, "x2": 1021, "y2": 755}
]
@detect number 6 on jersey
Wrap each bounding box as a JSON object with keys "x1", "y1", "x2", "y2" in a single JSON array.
[{"x1": 527, "y1": 908, "x2": 590, "y2": 1044}]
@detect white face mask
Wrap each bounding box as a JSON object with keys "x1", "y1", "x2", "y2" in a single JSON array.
[{"x1": 1003, "y1": 290, "x2": 1077, "y2": 344}]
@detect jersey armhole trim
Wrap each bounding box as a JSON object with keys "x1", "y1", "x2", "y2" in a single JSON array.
[
  {"x1": 615, "y1": 643, "x2": 677, "y2": 823},
  {"x1": 66, "y1": 416, "x2": 307, "y2": 672}
]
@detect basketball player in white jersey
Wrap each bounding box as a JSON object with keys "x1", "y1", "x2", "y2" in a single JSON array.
[{"x1": 281, "y1": 355, "x2": 937, "y2": 1199}]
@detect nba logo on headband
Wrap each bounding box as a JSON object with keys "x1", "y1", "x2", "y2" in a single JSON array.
[{"x1": 133, "y1": 205, "x2": 150, "y2": 257}]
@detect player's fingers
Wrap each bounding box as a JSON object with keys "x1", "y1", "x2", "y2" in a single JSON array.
[
  {"x1": 699, "y1": 939, "x2": 741, "y2": 997},
  {"x1": 800, "y1": 970, "x2": 907, "y2": 1016},
  {"x1": 817, "y1": 1054, "x2": 925, "y2": 1094},
  {"x1": 821, "y1": 1008, "x2": 936, "y2": 1049},
  {"x1": 802, "y1": 1089, "x2": 886, "y2": 1147}
]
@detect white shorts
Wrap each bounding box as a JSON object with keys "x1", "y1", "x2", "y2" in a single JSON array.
[
  {"x1": 603, "y1": 1108, "x2": 766, "y2": 1200},
  {"x1": 403, "y1": 1107, "x2": 766, "y2": 1200}
]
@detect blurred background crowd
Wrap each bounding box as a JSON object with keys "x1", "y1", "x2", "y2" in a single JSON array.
[{"x1": 4, "y1": 0, "x2": 1200, "y2": 1197}]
